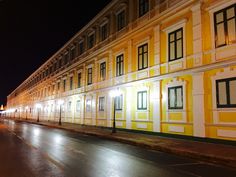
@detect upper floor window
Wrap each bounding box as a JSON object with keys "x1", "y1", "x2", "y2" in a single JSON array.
[
  {"x1": 57, "y1": 82, "x2": 60, "y2": 92},
  {"x1": 70, "y1": 76, "x2": 73, "y2": 90},
  {"x1": 63, "y1": 80, "x2": 66, "y2": 92},
  {"x1": 99, "y1": 97, "x2": 105, "y2": 111},
  {"x1": 168, "y1": 86, "x2": 183, "y2": 109},
  {"x1": 168, "y1": 28, "x2": 183, "y2": 61},
  {"x1": 117, "y1": 10, "x2": 125, "y2": 31},
  {"x1": 214, "y1": 4, "x2": 236, "y2": 47},
  {"x1": 78, "y1": 73, "x2": 82, "y2": 88},
  {"x1": 87, "y1": 68, "x2": 92, "y2": 85},
  {"x1": 116, "y1": 54, "x2": 124, "y2": 76},
  {"x1": 64, "y1": 53, "x2": 69, "y2": 65},
  {"x1": 87, "y1": 33, "x2": 95, "y2": 49},
  {"x1": 100, "y1": 62, "x2": 106, "y2": 81},
  {"x1": 138, "y1": 43, "x2": 148, "y2": 70},
  {"x1": 70, "y1": 47, "x2": 76, "y2": 60},
  {"x1": 216, "y1": 77, "x2": 236, "y2": 108},
  {"x1": 137, "y1": 91, "x2": 147, "y2": 110},
  {"x1": 78, "y1": 41, "x2": 84, "y2": 55},
  {"x1": 101, "y1": 23, "x2": 108, "y2": 41},
  {"x1": 139, "y1": 0, "x2": 149, "y2": 17}
]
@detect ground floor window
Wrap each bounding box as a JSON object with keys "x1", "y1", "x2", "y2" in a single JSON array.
[
  {"x1": 168, "y1": 86, "x2": 183, "y2": 109},
  {"x1": 76, "y1": 100, "x2": 80, "y2": 112},
  {"x1": 99, "y1": 97, "x2": 105, "y2": 111},
  {"x1": 115, "y1": 95, "x2": 123, "y2": 111},
  {"x1": 216, "y1": 77, "x2": 236, "y2": 108},
  {"x1": 137, "y1": 91, "x2": 147, "y2": 110}
]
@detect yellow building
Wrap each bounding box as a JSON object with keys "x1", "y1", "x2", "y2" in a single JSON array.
[{"x1": 7, "y1": 0, "x2": 236, "y2": 141}]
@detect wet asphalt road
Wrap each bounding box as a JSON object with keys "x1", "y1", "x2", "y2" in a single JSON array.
[{"x1": 0, "y1": 119, "x2": 236, "y2": 177}]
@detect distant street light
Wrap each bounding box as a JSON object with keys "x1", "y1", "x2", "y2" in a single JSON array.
[
  {"x1": 58, "y1": 100, "x2": 64, "y2": 125},
  {"x1": 35, "y1": 104, "x2": 42, "y2": 122},
  {"x1": 109, "y1": 88, "x2": 121, "y2": 133}
]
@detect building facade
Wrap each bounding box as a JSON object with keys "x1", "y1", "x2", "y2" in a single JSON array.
[{"x1": 7, "y1": 0, "x2": 236, "y2": 141}]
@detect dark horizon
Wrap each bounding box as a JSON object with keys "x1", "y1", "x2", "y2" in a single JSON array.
[{"x1": 0, "y1": 0, "x2": 111, "y2": 106}]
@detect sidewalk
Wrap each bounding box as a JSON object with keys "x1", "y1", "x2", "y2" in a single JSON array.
[{"x1": 7, "y1": 118, "x2": 236, "y2": 168}]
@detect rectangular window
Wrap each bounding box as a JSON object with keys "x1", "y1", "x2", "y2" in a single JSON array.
[
  {"x1": 168, "y1": 28, "x2": 183, "y2": 61},
  {"x1": 63, "y1": 80, "x2": 66, "y2": 92},
  {"x1": 70, "y1": 76, "x2": 73, "y2": 90},
  {"x1": 101, "y1": 23, "x2": 108, "y2": 41},
  {"x1": 216, "y1": 77, "x2": 236, "y2": 108},
  {"x1": 138, "y1": 43, "x2": 148, "y2": 70},
  {"x1": 214, "y1": 4, "x2": 236, "y2": 47},
  {"x1": 88, "y1": 33, "x2": 95, "y2": 49},
  {"x1": 115, "y1": 95, "x2": 123, "y2": 110},
  {"x1": 68, "y1": 101, "x2": 72, "y2": 112},
  {"x1": 137, "y1": 91, "x2": 147, "y2": 110},
  {"x1": 87, "y1": 68, "x2": 92, "y2": 85},
  {"x1": 139, "y1": 0, "x2": 149, "y2": 17},
  {"x1": 117, "y1": 10, "x2": 125, "y2": 31},
  {"x1": 86, "y1": 99, "x2": 91, "y2": 112},
  {"x1": 78, "y1": 73, "x2": 81, "y2": 88},
  {"x1": 71, "y1": 47, "x2": 76, "y2": 60},
  {"x1": 79, "y1": 41, "x2": 84, "y2": 55},
  {"x1": 76, "y1": 100, "x2": 81, "y2": 112},
  {"x1": 116, "y1": 54, "x2": 124, "y2": 76},
  {"x1": 57, "y1": 82, "x2": 60, "y2": 92},
  {"x1": 64, "y1": 53, "x2": 69, "y2": 65},
  {"x1": 168, "y1": 86, "x2": 183, "y2": 109},
  {"x1": 100, "y1": 62, "x2": 106, "y2": 81},
  {"x1": 99, "y1": 97, "x2": 105, "y2": 111}
]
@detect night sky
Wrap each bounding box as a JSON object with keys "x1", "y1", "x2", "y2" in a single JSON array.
[{"x1": 0, "y1": 0, "x2": 111, "y2": 106}]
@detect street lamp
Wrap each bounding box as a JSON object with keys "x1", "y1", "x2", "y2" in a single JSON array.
[
  {"x1": 25, "y1": 106, "x2": 29, "y2": 120},
  {"x1": 35, "y1": 104, "x2": 42, "y2": 122},
  {"x1": 109, "y1": 88, "x2": 121, "y2": 133},
  {"x1": 58, "y1": 100, "x2": 64, "y2": 125}
]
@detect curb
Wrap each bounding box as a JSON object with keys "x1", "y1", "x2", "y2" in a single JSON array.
[{"x1": 12, "y1": 119, "x2": 236, "y2": 168}]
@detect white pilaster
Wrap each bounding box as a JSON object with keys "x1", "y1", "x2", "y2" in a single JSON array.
[
  {"x1": 152, "y1": 81, "x2": 161, "y2": 132},
  {"x1": 191, "y1": 2, "x2": 203, "y2": 66},
  {"x1": 193, "y1": 72, "x2": 205, "y2": 137},
  {"x1": 154, "y1": 25, "x2": 160, "y2": 65},
  {"x1": 126, "y1": 86, "x2": 132, "y2": 129}
]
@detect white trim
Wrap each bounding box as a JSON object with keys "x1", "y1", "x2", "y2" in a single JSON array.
[
  {"x1": 86, "y1": 64, "x2": 94, "y2": 69},
  {"x1": 166, "y1": 78, "x2": 187, "y2": 123},
  {"x1": 217, "y1": 129, "x2": 236, "y2": 138},
  {"x1": 98, "y1": 58, "x2": 107, "y2": 64},
  {"x1": 211, "y1": 67, "x2": 236, "y2": 125}
]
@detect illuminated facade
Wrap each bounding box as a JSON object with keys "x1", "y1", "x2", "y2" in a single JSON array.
[{"x1": 7, "y1": 0, "x2": 236, "y2": 140}]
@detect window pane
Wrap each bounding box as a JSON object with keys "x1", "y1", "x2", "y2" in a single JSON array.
[
  {"x1": 176, "y1": 88, "x2": 183, "y2": 108},
  {"x1": 227, "y1": 19, "x2": 236, "y2": 43},
  {"x1": 138, "y1": 55, "x2": 142, "y2": 69},
  {"x1": 169, "y1": 89, "x2": 175, "y2": 108},
  {"x1": 143, "y1": 53, "x2": 148, "y2": 68},
  {"x1": 138, "y1": 93, "x2": 142, "y2": 108},
  {"x1": 143, "y1": 92, "x2": 147, "y2": 108},
  {"x1": 226, "y1": 7, "x2": 235, "y2": 19},
  {"x1": 216, "y1": 12, "x2": 224, "y2": 23},
  {"x1": 76, "y1": 100, "x2": 80, "y2": 112},
  {"x1": 170, "y1": 43, "x2": 175, "y2": 60},
  {"x1": 217, "y1": 23, "x2": 226, "y2": 46},
  {"x1": 176, "y1": 30, "x2": 182, "y2": 39},
  {"x1": 218, "y1": 82, "x2": 227, "y2": 105},
  {"x1": 176, "y1": 40, "x2": 183, "y2": 58},
  {"x1": 169, "y1": 33, "x2": 175, "y2": 42},
  {"x1": 230, "y1": 80, "x2": 236, "y2": 104}
]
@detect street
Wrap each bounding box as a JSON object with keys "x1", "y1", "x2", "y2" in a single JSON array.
[{"x1": 0, "y1": 119, "x2": 235, "y2": 177}]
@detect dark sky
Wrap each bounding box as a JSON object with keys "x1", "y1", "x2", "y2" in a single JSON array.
[{"x1": 0, "y1": 0, "x2": 111, "y2": 105}]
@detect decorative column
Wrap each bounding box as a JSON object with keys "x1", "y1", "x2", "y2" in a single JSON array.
[
  {"x1": 193, "y1": 72, "x2": 205, "y2": 137},
  {"x1": 191, "y1": 2, "x2": 203, "y2": 66},
  {"x1": 152, "y1": 81, "x2": 161, "y2": 132}
]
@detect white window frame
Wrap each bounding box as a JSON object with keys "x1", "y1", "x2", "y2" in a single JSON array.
[{"x1": 166, "y1": 78, "x2": 187, "y2": 123}]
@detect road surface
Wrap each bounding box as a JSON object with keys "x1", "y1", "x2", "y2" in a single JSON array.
[{"x1": 0, "y1": 119, "x2": 235, "y2": 177}]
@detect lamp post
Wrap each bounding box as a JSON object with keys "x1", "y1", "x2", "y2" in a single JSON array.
[
  {"x1": 58, "y1": 100, "x2": 64, "y2": 125},
  {"x1": 109, "y1": 89, "x2": 121, "y2": 133},
  {"x1": 35, "y1": 104, "x2": 42, "y2": 122}
]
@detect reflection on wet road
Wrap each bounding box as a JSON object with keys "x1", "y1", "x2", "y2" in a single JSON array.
[{"x1": 1, "y1": 119, "x2": 236, "y2": 177}]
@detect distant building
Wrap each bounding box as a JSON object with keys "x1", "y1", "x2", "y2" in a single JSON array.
[{"x1": 7, "y1": 0, "x2": 236, "y2": 141}]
